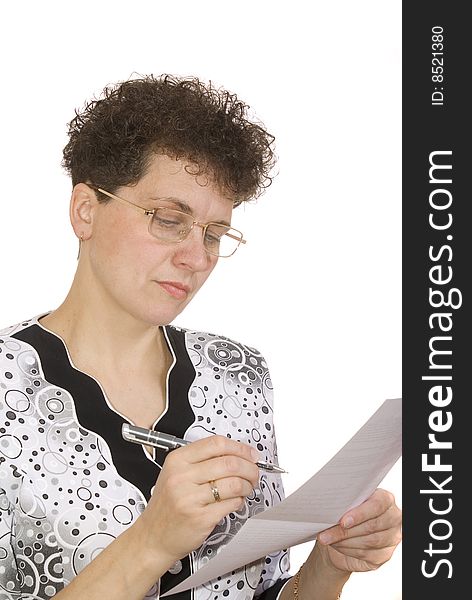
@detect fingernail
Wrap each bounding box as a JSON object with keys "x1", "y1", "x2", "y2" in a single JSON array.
[
  {"x1": 251, "y1": 449, "x2": 260, "y2": 461},
  {"x1": 319, "y1": 533, "x2": 332, "y2": 544},
  {"x1": 343, "y1": 516, "x2": 354, "y2": 528}
]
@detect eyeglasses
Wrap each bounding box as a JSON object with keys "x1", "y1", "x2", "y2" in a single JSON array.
[{"x1": 91, "y1": 186, "x2": 246, "y2": 258}]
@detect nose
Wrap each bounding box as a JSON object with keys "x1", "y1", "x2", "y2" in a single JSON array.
[{"x1": 172, "y1": 225, "x2": 214, "y2": 271}]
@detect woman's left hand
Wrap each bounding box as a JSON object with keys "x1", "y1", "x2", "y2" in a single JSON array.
[{"x1": 316, "y1": 488, "x2": 402, "y2": 573}]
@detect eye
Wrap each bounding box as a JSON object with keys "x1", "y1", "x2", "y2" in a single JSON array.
[
  {"x1": 153, "y1": 208, "x2": 190, "y2": 230},
  {"x1": 154, "y1": 215, "x2": 181, "y2": 228},
  {"x1": 204, "y1": 227, "x2": 225, "y2": 246},
  {"x1": 205, "y1": 232, "x2": 222, "y2": 244}
]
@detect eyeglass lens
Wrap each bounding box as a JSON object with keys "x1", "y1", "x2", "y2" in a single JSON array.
[{"x1": 150, "y1": 208, "x2": 242, "y2": 257}]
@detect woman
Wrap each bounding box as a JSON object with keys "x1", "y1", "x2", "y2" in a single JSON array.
[{"x1": 0, "y1": 75, "x2": 401, "y2": 600}]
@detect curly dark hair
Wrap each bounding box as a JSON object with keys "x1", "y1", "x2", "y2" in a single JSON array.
[{"x1": 62, "y1": 74, "x2": 276, "y2": 206}]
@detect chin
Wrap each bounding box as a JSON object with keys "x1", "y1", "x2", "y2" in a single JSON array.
[
  {"x1": 115, "y1": 285, "x2": 194, "y2": 327},
  {"x1": 132, "y1": 301, "x2": 189, "y2": 328}
]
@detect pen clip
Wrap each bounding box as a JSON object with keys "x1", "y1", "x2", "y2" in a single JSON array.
[{"x1": 121, "y1": 423, "x2": 183, "y2": 451}]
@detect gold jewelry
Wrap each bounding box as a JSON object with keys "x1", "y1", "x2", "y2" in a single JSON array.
[
  {"x1": 77, "y1": 234, "x2": 84, "y2": 260},
  {"x1": 292, "y1": 564, "x2": 303, "y2": 599},
  {"x1": 293, "y1": 563, "x2": 341, "y2": 599},
  {"x1": 209, "y1": 480, "x2": 221, "y2": 502}
]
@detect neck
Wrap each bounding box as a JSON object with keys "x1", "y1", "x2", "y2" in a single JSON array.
[{"x1": 40, "y1": 263, "x2": 168, "y2": 374}]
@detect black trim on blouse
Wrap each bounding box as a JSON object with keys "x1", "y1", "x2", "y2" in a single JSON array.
[
  {"x1": 153, "y1": 326, "x2": 197, "y2": 465},
  {"x1": 157, "y1": 326, "x2": 197, "y2": 598},
  {"x1": 11, "y1": 323, "x2": 286, "y2": 600},
  {"x1": 13, "y1": 324, "x2": 160, "y2": 500}
]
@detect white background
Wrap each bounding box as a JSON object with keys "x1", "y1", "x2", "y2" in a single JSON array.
[{"x1": 0, "y1": 1, "x2": 401, "y2": 598}]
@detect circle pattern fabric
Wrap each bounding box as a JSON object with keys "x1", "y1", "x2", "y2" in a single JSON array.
[{"x1": 0, "y1": 319, "x2": 290, "y2": 599}]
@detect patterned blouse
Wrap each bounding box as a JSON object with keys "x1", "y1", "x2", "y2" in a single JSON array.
[{"x1": 0, "y1": 315, "x2": 290, "y2": 599}]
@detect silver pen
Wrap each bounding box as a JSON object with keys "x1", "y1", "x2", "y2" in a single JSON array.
[{"x1": 121, "y1": 423, "x2": 287, "y2": 474}]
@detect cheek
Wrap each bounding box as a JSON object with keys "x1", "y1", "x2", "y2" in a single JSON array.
[
  {"x1": 90, "y1": 213, "x2": 159, "y2": 279},
  {"x1": 192, "y1": 260, "x2": 218, "y2": 291}
]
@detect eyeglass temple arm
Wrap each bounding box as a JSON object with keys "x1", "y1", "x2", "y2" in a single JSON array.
[
  {"x1": 225, "y1": 232, "x2": 246, "y2": 244},
  {"x1": 94, "y1": 186, "x2": 152, "y2": 216},
  {"x1": 91, "y1": 184, "x2": 246, "y2": 243}
]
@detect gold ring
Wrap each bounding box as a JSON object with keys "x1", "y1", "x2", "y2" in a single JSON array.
[{"x1": 209, "y1": 480, "x2": 221, "y2": 502}]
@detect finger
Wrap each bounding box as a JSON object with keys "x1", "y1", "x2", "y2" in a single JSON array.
[
  {"x1": 339, "y1": 488, "x2": 397, "y2": 530},
  {"x1": 206, "y1": 496, "x2": 247, "y2": 523},
  {"x1": 199, "y1": 477, "x2": 255, "y2": 506},
  {"x1": 174, "y1": 435, "x2": 260, "y2": 466},
  {"x1": 328, "y1": 543, "x2": 400, "y2": 570},
  {"x1": 192, "y1": 455, "x2": 260, "y2": 487},
  {"x1": 323, "y1": 526, "x2": 403, "y2": 552},
  {"x1": 318, "y1": 503, "x2": 401, "y2": 545}
]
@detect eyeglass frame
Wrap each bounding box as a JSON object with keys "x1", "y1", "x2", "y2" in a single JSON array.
[{"x1": 88, "y1": 185, "x2": 247, "y2": 257}]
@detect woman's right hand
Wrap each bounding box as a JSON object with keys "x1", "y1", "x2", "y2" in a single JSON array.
[{"x1": 133, "y1": 435, "x2": 261, "y2": 570}]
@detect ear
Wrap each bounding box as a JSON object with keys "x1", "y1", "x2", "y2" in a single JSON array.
[{"x1": 70, "y1": 183, "x2": 98, "y2": 240}]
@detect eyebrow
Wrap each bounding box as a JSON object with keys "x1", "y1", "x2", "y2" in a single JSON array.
[{"x1": 149, "y1": 196, "x2": 232, "y2": 227}]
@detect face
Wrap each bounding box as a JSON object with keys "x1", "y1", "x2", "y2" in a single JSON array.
[{"x1": 82, "y1": 154, "x2": 234, "y2": 326}]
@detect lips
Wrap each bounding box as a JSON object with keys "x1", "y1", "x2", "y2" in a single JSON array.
[{"x1": 157, "y1": 280, "x2": 191, "y2": 300}]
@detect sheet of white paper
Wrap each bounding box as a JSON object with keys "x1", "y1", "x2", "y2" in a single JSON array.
[{"x1": 162, "y1": 397, "x2": 401, "y2": 597}]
